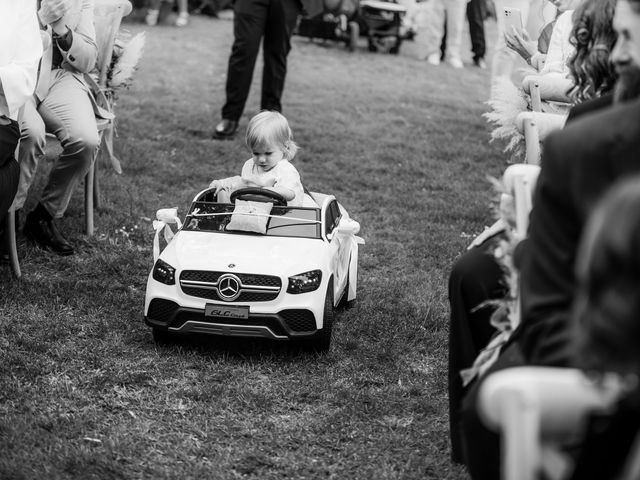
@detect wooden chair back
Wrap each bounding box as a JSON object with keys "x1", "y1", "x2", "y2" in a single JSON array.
[
  {"x1": 93, "y1": 0, "x2": 133, "y2": 89},
  {"x1": 84, "y1": 0, "x2": 133, "y2": 236}
]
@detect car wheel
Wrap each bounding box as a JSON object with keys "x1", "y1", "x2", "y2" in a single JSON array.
[
  {"x1": 152, "y1": 327, "x2": 174, "y2": 346},
  {"x1": 307, "y1": 282, "x2": 334, "y2": 352}
]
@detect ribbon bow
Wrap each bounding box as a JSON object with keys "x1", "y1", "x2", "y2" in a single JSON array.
[{"x1": 152, "y1": 208, "x2": 182, "y2": 261}]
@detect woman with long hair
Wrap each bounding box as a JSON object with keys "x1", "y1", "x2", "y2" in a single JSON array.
[{"x1": 567, "y1": 0, "x2": 618, "y2": 103}]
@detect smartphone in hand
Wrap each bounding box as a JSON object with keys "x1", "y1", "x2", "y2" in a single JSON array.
[{"x1": 502, "y1": 6, "x2": 524, "y2": 32}]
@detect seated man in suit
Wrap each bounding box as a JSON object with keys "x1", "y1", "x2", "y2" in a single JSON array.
[
  {"x1": 12, "y1": 0, "x2": 98, "y2": 256},
  {"x1": 458, "y1": 1, "x2": 640, "y2": 478}
]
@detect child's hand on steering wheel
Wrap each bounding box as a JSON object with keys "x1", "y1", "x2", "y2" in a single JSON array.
[{"x1": 209, "y1": 179, "x2": 226, "y2": 195}]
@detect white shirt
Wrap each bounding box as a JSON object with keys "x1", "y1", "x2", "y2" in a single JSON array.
[
  {"x1": 539, "y1": 10, "x2": 575, "y2": 78},
  {"x1": 239, "y1": 158, "x2": 305, "y2": 206},
  {"x1": 0, "y1": 0, "x2": 42, "y2": 120}
]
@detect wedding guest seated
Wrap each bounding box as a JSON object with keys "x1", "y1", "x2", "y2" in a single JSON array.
[
  {"x1": 458, "y1": 0, "x2": 640, "y2": 477},
  {"x1": 521, "y1": 0, "x2": 617, "y2": 111},
  {"x1": 563, "y1": 174, "x2": 640, "y2": 479},
  {"x1": 0, "y1": 1, "x2": 42, "y2": 257},
  {"x1": 503, "y1": 0, "x2": 572, "y2": 71},
  {"x1": 448, "y1": 0, "x2": 620, "y2": 465},
  {"x1": 509, "y1": 0, "x2": 583, "y2": 115},
  {"x1": 12, "y1": 0, "x2": 99, "y2": 257},
  {"x1": 491, "y1": 0, "x2": 558, "y2": 84}
]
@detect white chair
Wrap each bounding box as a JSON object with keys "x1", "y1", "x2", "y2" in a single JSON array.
[
  {"x1": 515, "y1": 111, "x2": 567, "y2": 165},
  {"x1": 84, "y1": 0, "x2": 133, "y2": 236},
  {"x1": 502, "y1": 163, "x2": 540, "y2": 239},
  {"x1": 517, "y1": 75, "x2": 572, "y2": 164},
  {"x1": 478, "y1": 367, "x2": 625, "y2": 480}
]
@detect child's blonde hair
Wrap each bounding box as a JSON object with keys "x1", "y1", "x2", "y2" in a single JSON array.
[{"x1": 245, "y1": 111, "x2": 299, "y2": 161}]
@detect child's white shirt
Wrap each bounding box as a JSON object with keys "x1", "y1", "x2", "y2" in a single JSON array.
[{"x1": 239, "y1": 158, "x2": 304, "y2": 206}]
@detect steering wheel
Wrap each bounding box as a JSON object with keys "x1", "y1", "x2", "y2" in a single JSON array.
[{"x1": 230, "y1": 187, "x2": 287, "y2": 207}]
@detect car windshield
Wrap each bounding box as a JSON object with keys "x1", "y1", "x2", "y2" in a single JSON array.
[{"x1": 182, "y1": 201, "x2": 322, "y2": 239}]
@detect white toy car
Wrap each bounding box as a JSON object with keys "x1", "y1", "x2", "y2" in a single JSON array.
[{"x1": 144, "y1": 187, "x2": 364, "y2": 351}]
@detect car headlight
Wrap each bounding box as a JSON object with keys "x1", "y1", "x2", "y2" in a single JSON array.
[
  {"x1": 287, "y1": 270, "x2": 322, "y2": 294},
  {"x1": 152, "y1": 259, "x2": 176, "y2": 285}
]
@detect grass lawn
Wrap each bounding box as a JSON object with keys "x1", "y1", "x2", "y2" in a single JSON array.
[{"x1": 0, "y1": 11, "x2": 508, "y2": 479}]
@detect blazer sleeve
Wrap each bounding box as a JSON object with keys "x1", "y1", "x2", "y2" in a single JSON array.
[
  {"x1": 63, "y1": 0, "x2": 98, "y2": 74},
  {"x1": 0, "y1": 1, "x2": 42, "y2": 119},
  {"x1": 517, "y1": 103, "x2": 632, "y2": 366},
  {"x1": 517, "y1": 130, "x2": 582, "y2": 366}
]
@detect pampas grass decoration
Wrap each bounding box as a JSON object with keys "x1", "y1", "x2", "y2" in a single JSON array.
[
  {"x1": 483, "y1": 77, "x2": 529, "y2": 162},
  {"x1": 110, "y1": 32, "x2": 146, "y2": 90}
]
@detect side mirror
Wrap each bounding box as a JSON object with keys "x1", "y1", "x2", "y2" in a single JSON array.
[{"x1": 335, "y1": 217, "x2": 360, "y2": 236}]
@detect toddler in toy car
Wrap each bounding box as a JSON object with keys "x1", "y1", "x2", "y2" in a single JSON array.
[{"x1": 209, "y1": 111, "x2": 304, "y2": 206}]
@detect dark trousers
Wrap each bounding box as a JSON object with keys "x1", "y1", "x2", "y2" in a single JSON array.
[
  {"x1": 466, "y1": 0, "x2": 486, "y2": 61},
  {"x1": 439, "y1": 0, "x2": 486, "y2": 62},
  {"x1": 0, "y1": 120, "x2": 20, "y2": 226},
  {"x1": 448, "y1": 236, "x2": 505, "y2": 463},
  {"x1": 221, "y1": 0, "x2": 301, "y2": 121}
]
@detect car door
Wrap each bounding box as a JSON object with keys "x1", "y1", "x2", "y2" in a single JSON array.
[{"x1": 324, "y1": 199, "x2": 349, "y2": 300}]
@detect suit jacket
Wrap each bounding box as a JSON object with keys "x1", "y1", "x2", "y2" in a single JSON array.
[
  {"x1": 515, "y1": 97, "x2": 640, "y2": 366},
  {"x1": 566, "y1": 93, "x2": 613, "y2": 123},
  {"x1": 38, "y1": 0, "x2": 97, "y2": 98}
]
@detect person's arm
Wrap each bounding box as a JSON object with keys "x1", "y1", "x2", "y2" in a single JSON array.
[
  {"x1": 0, "y1": 1, "x2": 42, "y2": 119},
  {"x1": 43, "y1": 0, "x2": 98, "y2": 74},
  {"x1": 265, "y1": 185, "x2": 295, "y2": 201},
  {"x1": 504, "y1": 26, "x2": 538, "y2": 64},
  {"x1": 517, "y1": 131, "x2": 578, "y2": 366},
  {"x1": 268, "y1": 162, "x2": 302, "y2": 202},
  {"x1": 209, "y1": 176, "x2": 243, "y2": 194}
]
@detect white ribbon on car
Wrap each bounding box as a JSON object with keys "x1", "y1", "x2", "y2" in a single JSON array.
[{"x1": 152, "y1": 208, "x2": 182, "y2": 261}]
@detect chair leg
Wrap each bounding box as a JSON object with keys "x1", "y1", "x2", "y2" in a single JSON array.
[
  {"x1": 6, "y1": 210, "x2": 21, "y2": 278},
  {"x1": 523, "y1": 119, "x2": 541, "y2": 165},
  {"x1": 93, "y1": 156, "x2": 101, "y2": 210},
  {"x1": 85, "y1": 162, "x2": 95, "y2": 236}
]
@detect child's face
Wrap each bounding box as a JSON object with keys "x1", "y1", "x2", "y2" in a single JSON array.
[{"x1": 251, "y1": 141, "x2": 284, "y2": 172}]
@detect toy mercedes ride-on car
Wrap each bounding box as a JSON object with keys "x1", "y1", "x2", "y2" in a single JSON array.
[{"x1": 144, "y1": 186, "x2": 364, "y2": 352}]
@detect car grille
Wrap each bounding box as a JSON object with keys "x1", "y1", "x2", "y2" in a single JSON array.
[
  {"x1": 147, "y1": 298, "x2": 179, "y2": 323},
  {"x1": 179, "y1": 270, "x2": 282, "y2": 302},
  {"x1": 281, "y1": 309, "x2": 316, "y2": 332}
]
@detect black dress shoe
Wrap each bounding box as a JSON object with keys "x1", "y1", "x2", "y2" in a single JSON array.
[
  {"x1": 23, "y1": 205, "x2": 74, "y2": 256},
  {"x1": 213, "y1": 119, "x2": 238, "y2": 139}
]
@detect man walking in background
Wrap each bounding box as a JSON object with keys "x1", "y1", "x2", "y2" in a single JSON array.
[
  {"x1": 467, "y1": 0, "x2": 487, "y2": 68},
  {"x1": 213, "y1": 0, "x2": 323, "y2": 139}
]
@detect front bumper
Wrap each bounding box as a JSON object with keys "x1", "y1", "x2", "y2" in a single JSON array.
[{"x1": 144, "y1": 298, "x2": 319, "y2": 340}]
